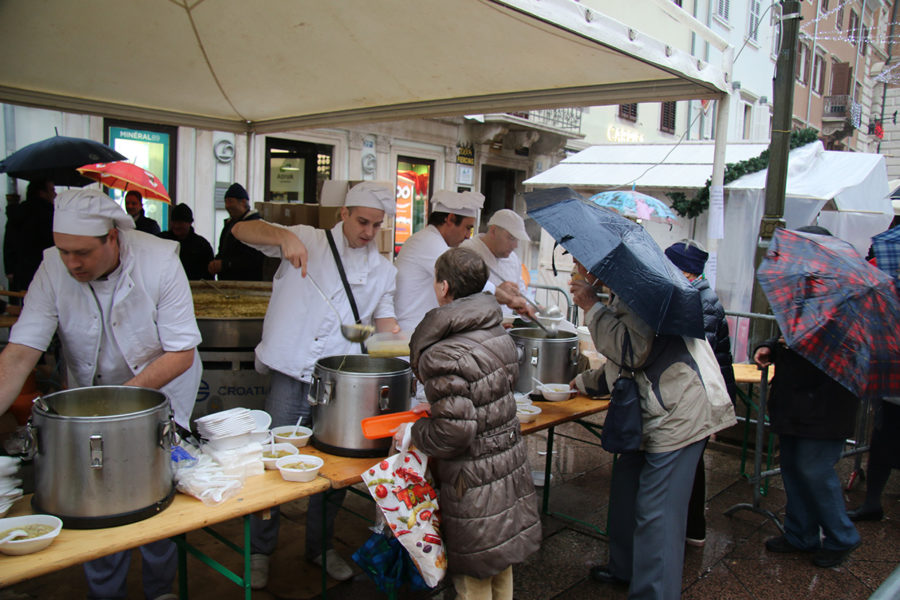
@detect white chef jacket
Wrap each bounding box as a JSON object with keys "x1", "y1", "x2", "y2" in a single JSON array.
[
  {"x1": 461, "y1": 234, "x2": 528, "y2": 315},
  {"x1": 10, "y1": 230, "x2": 202, "y2": 428},
  {"x1": 393, "y1": 225, "x2": 448, "y2": 332},
  {"x1": 249, "y1": 221, "x2": 397, "y2": 382}
]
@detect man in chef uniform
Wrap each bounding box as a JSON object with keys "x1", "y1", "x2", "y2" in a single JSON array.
[
  {"x1": 393, "y1": 190, "x2": 484, "y2": 331},
  {"x1": 231, "y1": 181, "x2": 399, "y2": 589},
  {"x1": 0, "y1": 189, "x2": 201, "y2": 600},
  {"x1": 461, "y1": 208, "x2": 533, "y2": 314}
]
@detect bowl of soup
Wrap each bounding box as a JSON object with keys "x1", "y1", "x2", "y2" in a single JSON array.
[
  {"x1": 261, "y1": 443, "x2": 299, "y2": 470},
  {"x1": 275, "y1": 455, "x2": 324, "y2": 482},
  {"x1": 272, "y1": 425, "x2": 313, "y2": 447},
  {"x1": 0, "y1": 514, "x2": 62, "y2": 555}
]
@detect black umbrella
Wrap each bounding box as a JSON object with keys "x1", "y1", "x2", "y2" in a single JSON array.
[
  {"x1": 526, "y1": 187, "x2": 704, "y2": 339},
  {"x1": 0, "y1": 135, "x2": 127, "y2": 187}
]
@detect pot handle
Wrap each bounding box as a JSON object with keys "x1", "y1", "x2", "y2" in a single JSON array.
[
  {"x1": 308, "y1": 376, "x2": 320, "y2": 406},
  {"x1": 320, "y1": 380, "x2": 334, "y2": 406},
  {"x1": 90, "y1": 434, "x2": 103, "y2": 469},
  {"x1": 530, "y1": 347, "x2": 539, "y2": 368},
  {"x1": 569, "y1": 346, "x2": 579, "y2": 366},
  {"x1": 20, "y1": 420, "x2": 37, "y2": 460},
  {"x1": 159, "y1": 417, "x2": 178, "y2": 450},
  {"x1": 379, "y1": 386, "x2": 391, "y2": 411},
  {"x1": 515, "y1": 342, "x2": 524, "y2": 363}
]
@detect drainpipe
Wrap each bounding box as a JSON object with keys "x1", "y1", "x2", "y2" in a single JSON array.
[
  {"x1": 804, "y1": 0, "x2": 823, "y2": 125},
  {"x1": 876, "y1": 0, "x2": 898, "y2": 154},
  {"x1": 851, "y1": 0, "x2": 868, "y2": 149},
  {"x1": 3, "y1": 104, "x2": 17, "y2": 196}
]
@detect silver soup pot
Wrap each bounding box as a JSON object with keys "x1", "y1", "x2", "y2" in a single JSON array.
[
  {"x1": 309, "y1": 355, "x2": 414, "y2": 457},
  {"x1": 27, "y1": 386, "x2": 177, "y2": 529},
  {"x1": 509, "y1": 327, "x2": 579, "y2": 393}
]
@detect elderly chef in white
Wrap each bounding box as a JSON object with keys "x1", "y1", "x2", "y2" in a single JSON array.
[
  {"x1": 462, "y1": 208, "x2": 534, "y2": 315},
  {"x1": 0, "y1": 188, "x2": 201, "y2": 600},
  {"x1": 231, "y1": 181, "x2": 399, "y2": 588},
  {"x1": 394, "y1": 190, "x2": 483, "y2": 331}
]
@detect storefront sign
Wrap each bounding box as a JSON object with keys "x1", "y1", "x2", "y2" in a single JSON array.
[
  {"x1": 456, "y1": 143, "x2": 475, "y2": 165},
  {"x1": 606, "y1": 125, "x2": 645, "y2": 144}
]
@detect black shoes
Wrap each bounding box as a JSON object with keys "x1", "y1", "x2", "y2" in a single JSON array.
[
  {"x1": 764, "y1": 535, "x2": 814, "y2": 554},
  {"x1": 813, "y1": 541, "x2": 861, "y2": 568},
  {"x1": 847, "y1": 507, "x2": 884, "y2": 522},
  {"x1": 589, "y1": 565, "x2": 628, "y2": 585}
]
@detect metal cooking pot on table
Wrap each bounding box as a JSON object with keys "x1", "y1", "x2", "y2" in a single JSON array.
[
  {"x1": 509, "y1": 327, "x2": 579, "y2": 394},
  {"x1": 308, "y1": 355, "x2": 414, "y2": 457},
  {"x1": 27, "y1": 386, "x2": 177, "y2": 529}
]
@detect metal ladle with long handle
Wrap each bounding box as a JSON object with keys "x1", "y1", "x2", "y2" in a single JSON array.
[
  {"x1": 305, "y1": 273, "x2": 374, "y2": 343},
  {"x1": 486, "y1": 266, "x2": 560, "y2": 335}
]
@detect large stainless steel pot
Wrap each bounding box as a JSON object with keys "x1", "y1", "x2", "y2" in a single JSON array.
[
  {"x1": 510, "y1": 328, "x2": 579, "y2": 393},
  {"x1": 309, "y1": 355, "x2": 414, "y2": 457},
  {"x1": 27, "y1": 386, "x2": 177, "y2": 529}
]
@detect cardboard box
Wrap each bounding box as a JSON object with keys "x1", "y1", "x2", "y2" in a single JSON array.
[
  {"x1": 257, "y1": 202, "x2": 318, "y2": 227},
  {"x1": 377, "y1": 228, "x2": 394, "y2": 253},
  {"x1": 318, "y1": 205, "x2": 342, "y2": 230}
]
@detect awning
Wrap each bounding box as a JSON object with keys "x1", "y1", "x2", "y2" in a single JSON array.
[
  {"x1": 0, "y1": 0, "x2": 728, "y2": 133},
  {"x1": 524, "y1": 142, "x2": 768, "y2": 190}
]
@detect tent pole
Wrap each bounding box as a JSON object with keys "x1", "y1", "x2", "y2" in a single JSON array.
[{"x1": 749, "y1": 0, "x2": 802, "y2": 350}]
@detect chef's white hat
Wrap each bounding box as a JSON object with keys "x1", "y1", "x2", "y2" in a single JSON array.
[
  {"x1": 344, "y1": 181, "x2": 395, "y2": 215},
  {"x1": 53, "y1": 189, "x2": 135, "y2": 236},
  {"x1": 431, "y1": 190, "x2": 484, "y2": 218}
]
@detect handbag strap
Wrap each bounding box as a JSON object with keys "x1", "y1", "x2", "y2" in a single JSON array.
[
  {"x1": 618, "y1": 330, "x2": 635, "y2": 377},
  {"x1": 325, "y1": 229, "x2": 367, "y2": 354}
]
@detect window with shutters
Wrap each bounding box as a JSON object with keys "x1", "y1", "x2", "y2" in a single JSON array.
[
  {"x1": 660, "y1": 102, "x2": 676, "y2": 134},
  {"x1": 748, "y1": 0, "x2": 762, "y2": 42},
  {"x1": 812, "y1": 52, "x2": 827, "y2": 95},
  {"x1": 715, "y1": 0, "x2": 729, "y2": 22},
  {"x1": 848, "y1": 11, "x2": 859, "y2": 44},
  {"x1": 836, "y1": 5, "x2": 844, "y2": 30},
  {"x1": 618, "y1": 103, "x2": 638, "y2": 122},
  {"x1": 860, "y1": 25, "x2": 869, "y2": 55},
  {"x1": 795, "y1": 42, "x2": 811, "y2": 86},
  {"x1": 822, "y1": 0, "x2": 829, "y2": 10}
]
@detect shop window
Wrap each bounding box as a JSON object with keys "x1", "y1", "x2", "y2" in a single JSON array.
[
  {"x1": 618, "y1": 103, "x2": 638, "y2": 122},
  {"x1": 395, "y1": 157, "x2": 434, "y2": 251},
  {"x1": 264, "y1": 138, "x2": 332, "y2": 204},
  {"x1": 660, "y1": 102, "x2": 676, "y2": 134},
  {"x1": 104, "y1": 119, "x2": 177, "y2": 231}
]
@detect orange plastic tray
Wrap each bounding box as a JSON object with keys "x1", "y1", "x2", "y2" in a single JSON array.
[{"x1": 360, "y1": 411, "x2": 425, "y2": 439}]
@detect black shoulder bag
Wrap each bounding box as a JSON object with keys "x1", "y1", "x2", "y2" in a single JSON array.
[
  {"x1": 600, "y1": 330, "x2": 643, "y2": 453},
  {"x1": 325, "y1": 229, "x2": 367, "y2": 354}
]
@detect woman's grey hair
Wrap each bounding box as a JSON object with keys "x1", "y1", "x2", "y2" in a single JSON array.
[{"x1": 434, "y1": 248, "x2": 488, "y2": 299}]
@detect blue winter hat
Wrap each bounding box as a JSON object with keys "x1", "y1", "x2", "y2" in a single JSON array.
[
  {"x1": 664, "y1": 239, "x2": 709, "y2": 275},
  {"x1": 225, "y1": 182, "x2": 249, "y2": 200}
]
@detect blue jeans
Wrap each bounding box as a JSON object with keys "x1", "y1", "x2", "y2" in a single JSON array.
[
  {"x1": 83, "y1": 540, "x2": 176, "y2": 599},
  {"x1": 607, "y1": 439, "x2": 706, "y2": 600},
  {"x1": 250, "y1": 371, "x2": 346, "y2": 558},
  {"x1": 779, "y1": 435, "x2": 860, "y2": 551}
]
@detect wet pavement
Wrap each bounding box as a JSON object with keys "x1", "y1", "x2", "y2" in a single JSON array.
[{"x1": 2, "y1": 412, "x2": 898, "y2": 599}]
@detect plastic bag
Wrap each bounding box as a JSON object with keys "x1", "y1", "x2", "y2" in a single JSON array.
[
  {"x1": 360, "y1": 426, "x2": 446, "y2": 587},
  {"x1": 172, "y1": 442, "x2": 244, "y2": 506}
]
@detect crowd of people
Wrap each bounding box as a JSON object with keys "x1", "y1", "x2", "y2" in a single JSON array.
[{"x1": 0, "y1": 179, "x2": 896, "y2": 600}]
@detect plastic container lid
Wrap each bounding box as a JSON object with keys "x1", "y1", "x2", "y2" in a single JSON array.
[{"x1": 365, "y1": 331, "x2": 411, "y2": 357}]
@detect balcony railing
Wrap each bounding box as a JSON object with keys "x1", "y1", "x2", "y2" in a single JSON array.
[
  {"x1": 506, "y1": 107, "x2": 583, "y2": 133},
  {"x1": 823, "y1": 95, "x2": 851, "y2": 119}
]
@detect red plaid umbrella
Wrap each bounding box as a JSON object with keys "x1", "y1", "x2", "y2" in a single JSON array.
[
  {"x1": 757, "y1": 228, "x2": 900, "y2": 399},
  {"x1": 76, "y1": 161, "x2": 171, "y2": 203}
]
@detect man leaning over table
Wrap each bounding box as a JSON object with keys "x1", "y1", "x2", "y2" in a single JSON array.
[
  {"x1": 0, "y1": 189, "x2": 201, "y2": 600},
  {"x1": 231, "y1": 181, "x2": 400, "y2": 589}
]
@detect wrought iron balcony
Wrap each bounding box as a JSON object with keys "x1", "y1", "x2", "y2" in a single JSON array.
[
  {"x1": 823, "y1": 95, "x2": 851, "y2": 120},
  {"x1": 506, "y1": 107, "x2": 583, "y2": 133}
]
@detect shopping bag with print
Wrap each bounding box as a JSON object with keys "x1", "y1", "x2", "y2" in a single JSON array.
[{"x1": 360, "y1": 425, "x2": 447, "y2": 587}]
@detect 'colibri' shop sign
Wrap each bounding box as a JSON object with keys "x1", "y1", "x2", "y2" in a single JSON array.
[{"x1": 607, "y1": 125, "x2": 644, "y2": 143}]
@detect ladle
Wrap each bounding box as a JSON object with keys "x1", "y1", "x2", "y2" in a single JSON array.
[
  {"x1": 305, "y1": 273, "x2": 375, "y2": 343},
  {"x1": 201, "y1": 279, "x2": 239, "y2": 299},
  {"x1": 0, "y1": 529, "x2": 27, "y2": 544}
]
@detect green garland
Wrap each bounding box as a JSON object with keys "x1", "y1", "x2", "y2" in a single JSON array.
[{"x1": 666, "y1": 128, "x2": 820, "y2": 218}]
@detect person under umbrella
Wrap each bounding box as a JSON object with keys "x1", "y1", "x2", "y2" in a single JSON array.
[
  {"x1": 664, "y1": 239, "x2": 737, "y2": 549},
  {"x1": 159, "y1": 203, "x2": 214, "y2": 280},
  {"x1": 125, "y1": 190, "x2": 161, "y2": 235},
  {"x1": 753, "y1": 225, "x2": 862, "y2": 568},
  {"x1": 569, "y1": 256, "x2": 735, "y2": 599},
  {"x1": 4, "y1": 178, "x2": 56, "y2": 297},
  {"x1": 0, "y1": 189, "x2": 201, "y2": 600}
]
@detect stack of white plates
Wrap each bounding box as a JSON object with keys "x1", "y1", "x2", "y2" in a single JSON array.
[
  {"x1": 195, "y1": 408, "x2": 256, "y2": 440},
  {"x1": 0, "y1": 457, "x2": 23, "y2": 517}
]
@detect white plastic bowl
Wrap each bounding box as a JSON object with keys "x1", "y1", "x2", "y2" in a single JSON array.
[
  {"x1": 272, "y1": 425, "x2": 312, "y2": 447},
  {"x1": 261, "y1": 443, "x2": 299, "y2": 470},
  {"x1": 0, "y1": 514, "x2": 62, "y2": 556},
  {"x1": 250, "y1": 409, "x2": 272, "y2": 431},
  {"x1": 540, "y1": 383, "x2": 573, "y2": 402},
  {"x1": 205, "y1": 432, "x2": 255, "y2": 451},
  {"x1": 516, "y1": 404, "x2": 542, "y2": 424},
  {"x1": 275, "y1": 454, "x2": 324, "y2": 482}
]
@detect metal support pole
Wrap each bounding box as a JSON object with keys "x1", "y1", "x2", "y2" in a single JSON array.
[{"x1": 749, "y1": 0, "x2": 802, "y2": 350}]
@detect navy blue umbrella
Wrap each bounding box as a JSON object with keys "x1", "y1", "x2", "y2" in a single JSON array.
[
  {"x1": 0, "y1": 135, "x2": 126, "y2": 187},
  {"x1": 526, "y1": 187, "x2": 704, "y2": 339}
]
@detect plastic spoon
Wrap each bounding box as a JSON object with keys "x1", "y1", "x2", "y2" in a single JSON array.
[
  {"x1": 0, "y1": 529, "x2": 27, "y2": 544},
  {"x1": 293, "y1": 415, "x2": 305, "y2": 437},
  {"x1": 306, "y1": 273, "x2": 375, "y2": 343}
]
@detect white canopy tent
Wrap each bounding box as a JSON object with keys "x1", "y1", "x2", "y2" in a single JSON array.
[
  {"x1": 0, "y1": 0, "x2": 729, "y2": 133},
  {"x1": 718, "y1": 141, "x2": 893, "y2": 318}
]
